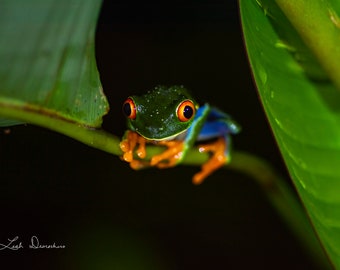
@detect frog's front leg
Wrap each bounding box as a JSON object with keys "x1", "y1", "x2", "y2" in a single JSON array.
[
  {"x1": 150, "y1": 140, "x2": 184, "y2": 168},
  {"x1": 120, "y1": 131, "x2": 148, "y2": 169}
]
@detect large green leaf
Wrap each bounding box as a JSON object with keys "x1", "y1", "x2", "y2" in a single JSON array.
[
  {"x1": 240, "y1": 0, "x2": 340, "y2": 267},
  {"x1": 0, "y1": 0, "x2": 108, "y2": 128}
]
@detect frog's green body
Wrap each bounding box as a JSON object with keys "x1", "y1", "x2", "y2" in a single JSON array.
[{"x1": 120, "y1": 85, "x2": 240, "y2": 184}]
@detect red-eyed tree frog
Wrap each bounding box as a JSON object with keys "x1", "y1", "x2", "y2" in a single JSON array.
[{"x1": 120, "y1": 85, "x2": 240, "y2": 184}]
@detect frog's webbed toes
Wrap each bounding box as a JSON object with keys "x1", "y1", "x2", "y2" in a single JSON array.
[
  {"x1": 120, "y1": 139, "x2": 134, "y2": 162},
  {"x1": 120, "y1": 131, "x2": 148, "y2": 168}
]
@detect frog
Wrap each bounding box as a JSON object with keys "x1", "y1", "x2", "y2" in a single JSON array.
[{"x1": 120, "y1": 85, "x2": 240, "y2": 184}]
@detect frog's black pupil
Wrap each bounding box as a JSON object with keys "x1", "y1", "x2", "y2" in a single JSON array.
[
  {"x1": 183, "y1": 105, "x2": 193, "y2": 119},
  {"x1": 123, "y1": 102, "x2": 131, "y2": 116}
]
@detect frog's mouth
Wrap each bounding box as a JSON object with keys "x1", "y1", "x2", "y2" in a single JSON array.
[{"x1": 137, "y1": 129, "x2": 188, "y2": 141}]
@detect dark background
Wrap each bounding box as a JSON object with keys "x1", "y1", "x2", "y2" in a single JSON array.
[{"x1": 0, "y1": 1, "x2": 321, "y2": 269}]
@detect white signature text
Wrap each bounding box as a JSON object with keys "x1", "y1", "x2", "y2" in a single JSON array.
[{"x1": 0, "y1": 236, "x2": 65, "y2": 250}]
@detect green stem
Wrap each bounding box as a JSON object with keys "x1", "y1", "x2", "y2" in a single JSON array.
[
  {"x1": 0, "y1": 104, "x2": 331, "y2": 268},
  {"x1": 275, "y1": 0, "x2": 340, "y2": 91},
  {"x1": 0, "y1": 103, "x2": 123, "y2": 155}
]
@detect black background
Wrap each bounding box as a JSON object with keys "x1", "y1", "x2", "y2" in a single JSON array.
[{"x1": 0, "y1": 1, "x2": 322, "y2": 269}]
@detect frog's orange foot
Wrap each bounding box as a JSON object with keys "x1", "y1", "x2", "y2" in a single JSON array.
[
  {"x1": 129, "y1": 159, "x2": 150, "y2": 170},
  {"x1": 120, "y1": 131, "x2": 148, "y2": 169},
  {"x1": 150, "y1": 140, "x2": 184, "y2": 168},
  {"x1": 192, "y1": 137, "x2": 229, "y2": 185}
]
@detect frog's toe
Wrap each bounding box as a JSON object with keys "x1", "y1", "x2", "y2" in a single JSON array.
[
  {"x1": 192, "y1": 170, "x2": 208, "y2": 185},
  {"x1": 122, "y1": 151, "x2": 134, "y2": 162},
  {"x1": 136, "y1": 140, "x2": 146, "y2": 159},
  {"x1": 119, "y1": 140, "x2": 130, "y2": 153},
  {"x1": 130, "y1": 159, "x2": 149, "y2": 170}
]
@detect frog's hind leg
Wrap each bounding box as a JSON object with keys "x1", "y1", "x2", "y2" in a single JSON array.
[{"x1": 192, "y1": 135, "x2": 231, "y2": 185}]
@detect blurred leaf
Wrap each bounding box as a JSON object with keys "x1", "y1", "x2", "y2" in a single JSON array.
[
  {"x1": 0, "y1": 0, "x2": 108, "y2": 128},
  {"x1": 240, "y1": 0, "x2": 340, "y2": 267}
]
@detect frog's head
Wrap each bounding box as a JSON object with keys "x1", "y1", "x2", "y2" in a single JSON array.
[{"x1": 122, "y1": 85, "x2": 198, "y2": 140}]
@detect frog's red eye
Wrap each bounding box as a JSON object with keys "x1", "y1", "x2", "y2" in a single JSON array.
[
  {"x1": 177, "y1": 100, "x2": 195, "y2": 122},
  {"x1": 122, "y1": 98, "x2": 136, "y2": 120}
]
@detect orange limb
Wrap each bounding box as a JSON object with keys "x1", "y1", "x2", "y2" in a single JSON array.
[
  {"x1": 150, "y1": 140, "x2": 184, "y2": 168},
  {"x1": 192, "y1": 137, "x2": 229, "y2": 185},
  {"x1": 120, "y1": 131, "x2": 184, "y2": 170},
  {"x1": 120, "y1": 131, "x2": 148, "y2": 169}
]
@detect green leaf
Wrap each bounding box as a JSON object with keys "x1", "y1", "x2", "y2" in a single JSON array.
[
  {"x1": 240, "y1": 0, "x2": 340, "y2": 267},
  {"x1": 0, "y1": 0, "x2": 108, "y2": 128}
]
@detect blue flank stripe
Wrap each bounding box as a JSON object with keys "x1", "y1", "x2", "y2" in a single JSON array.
[{"x1": 183, "y1": 105, "x2": 240, "y2": 158}]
